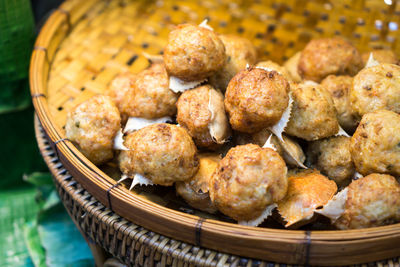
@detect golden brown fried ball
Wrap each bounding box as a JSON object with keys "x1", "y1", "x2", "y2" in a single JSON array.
[
  {"x1": 209, "y1": 34, "x2": 257, "y2": 91},
  {"x1": 164, "y1": 24, "x2": 225, "y2": 81},
  {"x1": 175, "y1": 153, "x2": 220, "y2": 213},
  {"x1": 65, "y1": 95, "x2": 121, "y2": 165},
  {"x1": 298, "y1": 37, "x2": 363, "y2": 82},
  {"x1": 350, "y1": 63, "x2": 400, "y2": 117},
  {"x1": 106, "y1": 72, "x2": 136, "y2": 113},
  {"x1": 224, "y1": 68, "x2": 290, "y2": 133},
  {"x1": 256, "y1": 60, "x2": 293, "y2": 83},
  {"x1": 118, "y1": 123, "x2": 199, "y2": 186},
  {"x1": 251, "y1": 129, "x2": 305, "y2": 167},
  {"x1": 321, "y1": 75, "x2": 358, "y2": 132},
  {"x1": 286, "y1": 82, "x2": 339, "y2": 141},
  {"x1": 176, "y1": 85, "x2": 230, "y2": 149},
  {"x1": 362, "y1": 49, "x2": 399, "y2": 66},
  {"x1": 307, "y1": 136, "x2": 355, "y2": 187},
  {"x1": 350, "y1": 110, "x2": 400, "y2": 177},
  {"x1": 277, "y1": 170, "x2": 337, "y2": 228},
  {"x1": 209, "y1": 144, "x2": 288, "y2": 221},
  {"x1": 284, "y1": 51, "x2": 302, "y2": 83},
  {"x1": 334, "y1": 174, "x2": 400, "y2": 229},
  {"x1": 120, "y1": 64, "x2": 178, "y2": 119}
]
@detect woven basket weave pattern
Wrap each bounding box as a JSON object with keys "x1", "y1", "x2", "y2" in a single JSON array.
[
  {"x1": 47, "y1": 0, "x2": 400, "y2": 129},
  {"x1": 31, "y1": 0, "x2": 400, "y2": 265}
]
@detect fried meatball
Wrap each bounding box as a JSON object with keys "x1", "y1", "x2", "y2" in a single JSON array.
[
  {"x1": 209, "y1": 34, "x2": 257, "y2": 91},
  {"x1": 277, "y1": 170, "x2": 337, "y2": 228},
  {"x1": 334, "y1": 174, "x2": 400, "y2": 229},
  {"x1": 106, "y1": 72, "x2": 136, "y2": 112},
  {"x1": 164, "y1": 24, "x2": 225, "y2": 81},
  {"x1": 286, "y1": 82, "x2": 339, "y2": 141},
  {"x1": 252, "y1": 128, "x2": 305, "y2": 167},
  {"x1": 175, "y1": 153, "x2": 220, "y2": 213},
  {"x1": 176, "y1": 85, "x2": 230, "y2": 149},
  {"x1": 321, "y1": 75, "x2": 358, "y2": 132},
  {"x1": 298, "y1": 37, "x2": 363, "y2": 82},
  {"x1": 284, "y1": 52, "x2": 302, "y2": 83},
  {"x1": 307, "y1": 136, "x2": 355, "y2": 187},
  {"x1": 256, "y1": 61, "x2": 292, "y2": 83},
  {"x1": 65, "y1": 95, "x2": 121, "y2": 165},
  {"x1": 118, "y1": 123, "x2": 199, "y2": 186},
  {"x1": 350, "y1": 63, "x2": 400, "y2": 117},
  {"x1": 120, "y1": 64, "x2": 178, "y2": 119},
  {"x1": 350, "y1": 110, "x2": 400, "y2": 176},
  {"x1": 209, "y1": 144, "x2": 288, "y2": 221},
  {"x1": 224, "y1": 68, "x2": 290, "y2": 133},
  {"x1": 362, "y1": 49, "x2": 399, "y2": 66}
]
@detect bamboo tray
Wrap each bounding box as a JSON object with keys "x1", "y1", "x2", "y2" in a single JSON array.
[{"x1": 30, "y1": 0, "x2": 400, "y2": 265}]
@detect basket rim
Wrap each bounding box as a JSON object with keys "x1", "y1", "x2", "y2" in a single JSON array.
[{"x1": 29, "y1": 0, "x2": 400, "y2": 265}]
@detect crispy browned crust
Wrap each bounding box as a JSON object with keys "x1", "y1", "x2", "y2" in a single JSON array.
[
  {"x1": 224, "y1": 68, "x2": 289, "y2": 133},
  {"x1": 120, "y1": 63, "x2": 178, "y2": 119},
  {"x1": 66, "y1": 95, "x2": 121, "y2": 165},
  {"x1": 350, "y1": 110, "x2": 400, "y2": 176},
  {"x1": 209, "y1": 144, "x2": 288, "y2": 221},
  {"x1": 321, "y1": 75, "x2": 358, "y2": 132},
  {"x1": 298, "y1": 37, "x2": 363, "y2": 82},
  {"x1": 164, "y1": 24, "x2": 226, "y2": 81},
  {"x1": 286, "y1": 82, "x2": 339, "y2": 141},
  {"x1": 209, "y1": 34, "x2": 257, "y2": 91},
  {"x1": 118, "y1": 123, "x2": 199, "y2": 186},
  {"x1": 176, "y1": 85, "x2": 229, "y2": 149},
  {"x1": 350, "y1": 63, "x2": 400, "y2": 118},
  {"x1": 307, "y1": 136, "x2": 355, "y2": 187},
  {"x1": 335, "y1": 174, "x2": 400, "y2": 229}
]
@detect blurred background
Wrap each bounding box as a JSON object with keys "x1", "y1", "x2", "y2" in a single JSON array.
[{"x1": 0, "y1": 0, "x2": 95, "y2": 266}]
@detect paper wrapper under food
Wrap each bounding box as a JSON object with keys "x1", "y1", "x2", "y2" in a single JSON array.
[
  {"x1": 208, "y1": 89, "x2": 230, "y2": 144},
  {"x1": 113, "y1": 129, "x2": 129, "y2": 151},
  {"x1": 168, "y1": 19, "x2": 213, "y2": 93},
  {"x1": 119, "y1": 173, "x2": 154, "y2": 190},
  {"x1": 269, "y1": 92, "x2": 294, "y2": 142},
  {"x1": 124, "y1": 116, "x2": 172, "y2": 133},
  {"x1": 315, "y1": 188, "x2": 348, "y2": 223},
  {"x1": 238, "y1": 203, "x2": 277, "y2": 226}
]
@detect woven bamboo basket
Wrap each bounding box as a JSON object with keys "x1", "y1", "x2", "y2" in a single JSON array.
[{"x1": 30, "y1": 0, "x2": 400, "y2": 265}]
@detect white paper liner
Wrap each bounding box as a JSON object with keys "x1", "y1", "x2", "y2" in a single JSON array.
[
  {"x1": 129, "y1": 173, "x2": 154, "y2": 189},
  {"x1": 365, "y1": 53, "x2": 380, "y2": 68},
  {"x1": 262, "y1": 133, "x2": 277, "y2": 151},
  {"x1": 119, "y1": 173, "x2": 154, "y2": 190},
  {"x1": 335, "y1": 125, "x2": 350, "y2": 137},
  {"x1": 315, "y1": 188, "x2": 348, "y2": 223},
  {"x1": 208, "y1": 89, "x2": 229, "y2": 144},
  {"x1": 123, "y1": 116, "x2": 172, "y2": 133},
  {"x1": 255, "y1": 66, "x2": 275, "y2": 72},
  {"x1": 238, "y1": 203, "x2": 277, "y2": 226},
  {"x1": 199, "y1": 19, "x2": 214, "y2": 31},
  {"x1": 303, "y1": 80, "x2": 319, "y2": 86},
  {"x1": 169, "y1": 75, "x2": 206, "y2": 93},
  {"x1": 279, "y1": 138, "x2": 307, "y2": 169},
  {"x1": 353, "y1": 171, "x2": 363, "y2": 180},
  {"x1": 113, "y1": 129, "x2": 129, "y2": 151},
  {"x1": 269, "y1": 92, "x2": 294, "y2": 142},
  {"x1": 142, "y1": 52, "x2": 163, "y2": 63}
]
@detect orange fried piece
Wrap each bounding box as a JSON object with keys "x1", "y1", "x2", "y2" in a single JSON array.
[{"x1": 278, "y1": 170, "x2": 337, "y2": 228}]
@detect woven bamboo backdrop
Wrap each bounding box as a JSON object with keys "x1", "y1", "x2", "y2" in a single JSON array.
[{"x1": 47, "y1": 0, "x2": 400, "y2": 129}]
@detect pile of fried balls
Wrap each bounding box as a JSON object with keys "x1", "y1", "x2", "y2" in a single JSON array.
[{"x1": 65, "y1": 22, "x2": 400, "y2": 230}]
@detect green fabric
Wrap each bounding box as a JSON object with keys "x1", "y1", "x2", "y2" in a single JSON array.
[
  {"x1": 0, "y1": 107, "x2": 47, "y2": 190},
  {"x1": 0, "y1": 0, "x2": 35, "y2": 113},
  {"x1": 23, "y1": 173, "x2": 95, "y2": 267},
  {"x1": 0, "y1": 188, "x2": 39, "y2": 267}
]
